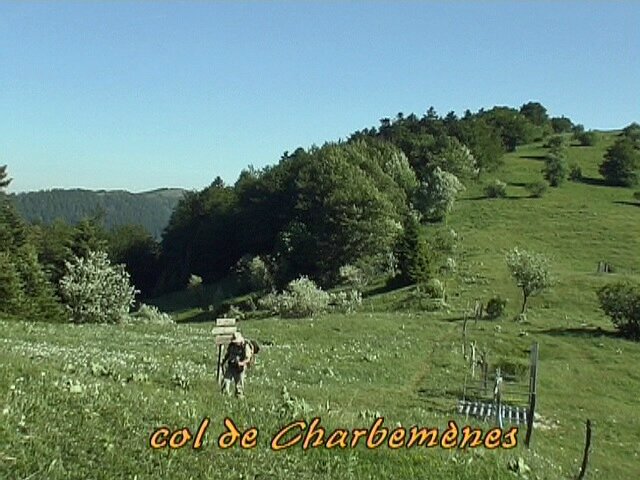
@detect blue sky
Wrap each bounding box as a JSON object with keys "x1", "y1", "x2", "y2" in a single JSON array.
[{"x1": 1, "y1": 2, "x2": 638, "y2": 193}]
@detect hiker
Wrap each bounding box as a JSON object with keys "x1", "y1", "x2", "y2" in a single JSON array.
[{"x1": 221, "y1": 332, "x2": 253, "y2": 398}]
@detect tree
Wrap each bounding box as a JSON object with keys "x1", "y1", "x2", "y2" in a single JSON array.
[
  {"x1": 544, "y1": 152, "x2": 568, "y2": 187},
  {"x1": 575, "y1": 130, "x2": 598, "y2": 147},
  {"x1": 0, "y1": 252, "x2": 25, "y2": 316},
  {"x1": 546, "y1": 135, "x2": 567, "y2": 152},
  {"x1": 14, "y1": 244, "x2": 65, "y2": 321},
  {"x1": 59, "y1": 250, "x2": 138, "y2": 324},
  {"x1": 394, "y1": 213, "x2": 431, "y2": 285},
  {"x1": 461, "y1": 119, "x2": 505, "y2": 175},
  {"x1": 480, "y1": 107, "x2": 536, "y2": 152},
  {"x1": 30, "y1": 219, "x2": 75, "y2": 290},
  {"x1": 599, "y1": 138, "x2": 640, "y2": 187},
  {"x1": 431, "y1": 137, "x2": 478, "y2": 179},
  {"x1": 505, "y1": 248, "x2": 552, "y2": 314},
  {"x1": 519, "y1": 101, "x2": 549, "y2": 126},
  {"x1": 596, "y1": 281, "x2": 640, "y2": 340},
  {"x1": 550, "y1": 116, "x2": 573, "y2": 134},
  {"x1": 0, "y1": 166, "x2": 64, "y2": 321},
  {"x1": 0, "y1": 165, "x2": 11, "y2": 190},
  {"x1": 276, "y1": 141, "x2": 408, "y2": 286},
  {"x1": 71, "y1": 217, "x2": 108, "y2": 259},
  {"x1": 415, "y1": 167, "x2": 465, "y2": 222},
  {"x1": 235, "y1": 255, "x2": 274, "y2": 292},
  {"x1": 621, "y1": 122, "x2": 640, "y2": 148},
  {"x1": 108, "y1": 224, "x2": 160, "y2": 297}
]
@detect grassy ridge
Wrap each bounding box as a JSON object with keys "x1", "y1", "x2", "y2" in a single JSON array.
[{"x1": 2, "y1": 132, "x2": 640, "y2": 479}]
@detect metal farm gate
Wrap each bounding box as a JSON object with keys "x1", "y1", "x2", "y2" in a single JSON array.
[{"x1": 458, "y1": 342, "x2": 539, "y2": 447}]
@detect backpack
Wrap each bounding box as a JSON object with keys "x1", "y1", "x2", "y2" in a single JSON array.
[{"x1": 247, "y1": 339, "x2": 260, "y2": 367}]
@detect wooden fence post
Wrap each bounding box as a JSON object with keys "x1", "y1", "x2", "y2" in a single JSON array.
[
  {"x1": 525, "y1": 342, "x2": 539, "y2": 448},
  {"x1": 577, "y1": 419, "x2": 593, "y2": 480},
  {"x1": 462, "y1": 313, "x2": 469, "y2": 359}
]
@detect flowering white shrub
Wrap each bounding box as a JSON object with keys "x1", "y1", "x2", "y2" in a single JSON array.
[
  {"x1": 505, "y1": 247, "x2": 552, "y2": 314},
  {"x1": 330, "y1": 289, "x2": 363, "y2": 314},
  {"x1": 59, "y1": 251, "x2": 138, "y2": 324},
  {"x1": 485, "y1": 179, "x2": 507, "y2": 198},
  {"x1": 259, "y1": 276, "x2": 330, "y2": 318},
  {"x1": 339, "y1": 264, "x2": 367, "y2": 289},
  {"x1": 416, "y1": 167, "x2": 466, "y2": 221}
]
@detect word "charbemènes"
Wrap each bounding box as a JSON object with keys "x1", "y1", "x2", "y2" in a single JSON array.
[{"x1": 149, "y1": 417, "x2": 518, "y2": 451}]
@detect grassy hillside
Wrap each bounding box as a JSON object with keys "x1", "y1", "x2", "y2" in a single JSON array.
[
  {"x1": 11, "y1": 187, "x2": 186, "y2": 239},
  {"x1": 2, "y1": 132, "x2": 640, "y2": 479}
]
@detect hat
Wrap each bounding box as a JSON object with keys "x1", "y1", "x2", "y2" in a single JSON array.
[{"x1": 231, "y1": 332, "x2": 244, "y2": 344}]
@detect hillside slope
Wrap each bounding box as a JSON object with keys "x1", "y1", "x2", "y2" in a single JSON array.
[{"x1": 11, "y1": 187, "x2": 186, "y2": 239}]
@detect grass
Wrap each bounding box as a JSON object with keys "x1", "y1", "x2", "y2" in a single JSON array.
[{"x1": 2, "y1": 131, "x2": 640, "y2": 479}]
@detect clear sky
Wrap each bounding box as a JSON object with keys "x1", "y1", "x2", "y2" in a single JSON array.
[{"x1": 1, "y1": 1, "x2": 638, "y2": 193}]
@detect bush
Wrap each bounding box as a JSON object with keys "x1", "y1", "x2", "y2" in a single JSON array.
[
  {"x1": 420, "y1": 278, "x2": 445, "y2": 299},
  {"x1": 330, "y1": 289, "x2": 362, "y2": 314},
  {"x1": 257, "y1": 291, "x2": 279, "y2": 313},
  {"x1": 485, "y1": 296, "x2": 507, "y2": 319},
  {"x1": 596, "y1": 281, "x2": 640, "y2": 340},
  {"x1": 187, "y1": 274, "x2": 202, "y2": 289},
  {"x1": 633, "y1": 191, "x2": 640, "y2": 202},
  {"x1": 484, "y1": 180, "x2": 507, "y2": 198},
  {"x1": 403, "y1": 287, "x2": 446, "y2": 311},
  {"x1": 59, "y1": 250, "x2": 138, "y2": 324},
  {"x1": 132, "y1": 304, "x2": 174, "y2": 325},
  {"x1": 569, "y1": 163, "x2": 583, "y2": 181},
  {"x1": 262, "y1": 276, "x2": 330, "y2": 319},
  {"x1": 526, "y1": 181, "x2": 548, "y2": 198},
  {"x1": 599, "y1": 138, "x2": 640, "y2": 187},
  {"x1": 235, "y1": 255, "x2": 274, "y2": 292},
  {"x1": 543, "y1": 153, "x2": 568, "y2": 187},
  {"x1": 575, "y1": 130, "x2": 598, "y2": 146},
  {"x1": 545, "y1": 135, "x2": 566, "y2": 151},
  {"x1": 339, "y1": 264, "x2": 367, "y2": 290}
]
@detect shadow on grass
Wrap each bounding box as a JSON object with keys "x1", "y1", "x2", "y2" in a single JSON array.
[
  {"x1": 539, "y1": 326, "x2": 620, "y2": 339},
  {"x1": 579, "y1": 176, "x2": 607, "y2": 186},
  {"x1": 519, "y1": 155, "x2": 546, "y2": 161},
  {"x1": 613, "y1": 201, "x2": 640, "y2": 208},
  {"x1": 460, "y1": 195, "x2": 527, "y2": 202},
  {"x1": 363, "y1": 282, "x2": 402, "y2": 298},
  {"x1": 508, "y1": 181, "x2": 528, "y2": 187},
  {"x1": 460, "y1": 195, "x2": 488, "y2": 201},
  {"x1": 175, "y1": 310, "x2": 216, "y2": 324}
]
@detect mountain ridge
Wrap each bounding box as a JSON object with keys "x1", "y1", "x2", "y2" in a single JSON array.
[{"x1": 10, "y1": 187, "x2": 188, "y2": 240}]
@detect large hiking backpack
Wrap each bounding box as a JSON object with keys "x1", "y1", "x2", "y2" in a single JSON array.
[{"x1": 247, "y1": 339, "x2": 260, "y2": 367}]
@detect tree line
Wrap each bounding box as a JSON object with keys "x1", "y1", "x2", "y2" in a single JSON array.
[{"x1": 11, "y1": 188, "x2": 184, "y2": 240}]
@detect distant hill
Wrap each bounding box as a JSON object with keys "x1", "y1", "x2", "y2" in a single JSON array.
[{"x1": 11, "y1": 188, "x2": 187, "y2": 239}]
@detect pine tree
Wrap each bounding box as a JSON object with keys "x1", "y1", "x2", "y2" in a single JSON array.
[
  {"x1": 0, "y1": 166, "x2": 64, "y2": 321},
  {"x1": 395, "y1": 214, "x2": 431, "y2": 285},
  {"x1": 0, "y1": 165, "x2": 11, "y2": 189},
  {"x1": 0, "y1": 252, "x2": 25, "y2": 316},
  {"x1": 14, "y1": 245, "x2": 65, "y2": 321}
]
